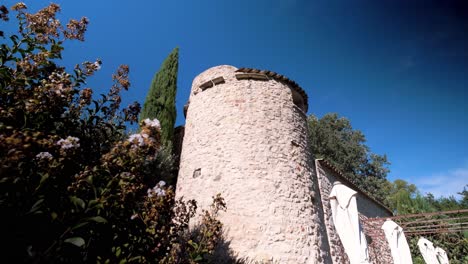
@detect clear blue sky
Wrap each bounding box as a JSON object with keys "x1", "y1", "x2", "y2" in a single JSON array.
[{"x1": 3, "y1": 0, "x2": 468, "y2": 198}]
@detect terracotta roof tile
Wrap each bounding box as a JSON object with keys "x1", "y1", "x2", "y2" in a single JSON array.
[{"x1": 316, "y1": 159, "x2": 393, "y2": 215}]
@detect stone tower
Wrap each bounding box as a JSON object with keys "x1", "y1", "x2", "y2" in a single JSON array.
[{"x1": 176, "y1": 65, "x2": 330, "y2": 263}]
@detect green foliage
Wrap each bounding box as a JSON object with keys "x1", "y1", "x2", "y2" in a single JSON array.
[
  {"x1": 386, "y1": 180, "x2": 468, "y2": 263},
  {"x1": 459, "y1": 185, "x2": 468, "y2": 209},
  {"x1": 163, "y1": 194, "x2": 228, "y2": 263},
  {"x1": 0, "y1": 4, "x2": 226, "y2": 263},
  {"x1": 408, "y1": 234, "x2": 468, "y2": 264},
  {"x1": 307, "y1": 113, "x2": 390, "y2": 202},
  {"x1": 307, "y1": 113, "x2": 467, "y2": 262},
  {"x1": 384, "y1": 179, "x2": 423, "y2": 214},
  {"x1": 140, "y1": 47, "x2": 179, "y2": 150}
]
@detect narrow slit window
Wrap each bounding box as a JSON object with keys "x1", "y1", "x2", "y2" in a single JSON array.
[
  {"x1": 199, "y1": 81, "x2": 213, "y2": 91},
  {"x1": 235, "y1": 73, "x2": 269, "y2": 81},
  {"x1": 193, "y1": 168, "x2": 201, "y2": 178},
  {"x1": 212, "y1": 76, "x2": 225, "y2": 85},
  {"x1": 199, "y1": 76, "x2": 225, "y2": 91}
]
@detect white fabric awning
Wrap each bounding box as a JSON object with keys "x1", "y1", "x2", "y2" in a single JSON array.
[
  {"x1": 329, "y1": 181, "x2": 370, "y2": 264},
  {"x1": 381, "y1": 219, "x2": 413, "y2": 264},
  {"x1": 417, "y1": 237, "x2": 439, "y2": 264},
  {"x1": 435, "y1": 246, "x2": 449, "y2": 264}
]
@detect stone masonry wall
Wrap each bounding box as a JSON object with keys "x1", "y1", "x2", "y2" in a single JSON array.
[
  {"x1": 315, "y1": 159, "x2": 393, "y2": 264},
  {"x1": 360, "y1": 216, "x2": 394, "y2": 264},
  {"x1": 176, "y1": 65, "x2": 330, "y2": 263}
]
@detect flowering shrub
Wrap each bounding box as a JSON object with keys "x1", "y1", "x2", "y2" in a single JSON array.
[{"x1": 0, "y1": 3, "x2": 227, "y2": 263}]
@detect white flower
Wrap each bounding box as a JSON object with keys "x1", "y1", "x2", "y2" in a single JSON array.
[
  {"x1": 127, "y1": 132, "x2": 157, "y2": 148},
  {"x1": 130, "y1": 214, "x2": 138, "y2": 220},
  {"x1": 36, "y1": 152, "x2": 53, "y2": 160},
  {"x1": 94, "y1": 61, "x2": 101, "y2": 70},
  {"x1": 143, "y1": 118, "x2": 161, "y2": 129},
  {"x1": 128, "y1": 133, "x2": 149, "y2": 147},
  {"x1": 154, "y1": 187, "x2": 166, "y2": 197},
  {"x1": 154, "y1": 188, "x2": 166, "y2": 197},
  {"x1": 57, "y1": 136, "x2": 80, "y2": 150},
  {"x1": 147, "y1": 188, "x2": 154, "y2": 198},
  {"x1": 147, "y1": 181, "x2": 167, "y2": 198}
]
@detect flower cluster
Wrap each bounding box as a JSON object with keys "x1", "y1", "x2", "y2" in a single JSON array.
[
  {"x1": 64, "y1": 17, "x2": 89, "y2": 41},
  {"x1": 11, "y1": 2, "x2": 26, "y2": 11},
  {"x1": 24, "y1": 3, "x2": 61, "y2": 43},
  {"x1": 57, "y1": 136, "x2": 80, "y2": 150},
  {"x1": 79, "y1": 88, "x2": 92, "y2": 106},
  {"x1": 147, "y1": 181, "x2": 166, "y2": 198},
  {"x1": 82, "y1": 59, "x2": 102, "y2": 76},
  {"x1": 128, "y1": 133, "x2": 150, "y2": 147},
  {"x1": 123, "y1": 102, "x2": 141, "y2": 124},
  {"x1": 127, "y1": 118, "x2": 161, "y2": 148},
  {"x1": 41, "y1": 71, "x2": 73, "y2": 98},
  {"x1": 36, "y1": 151, "x2": 53, "y2": 160},
  {"x1": 142, "y1": 118, "x2": 161, "y2": 129}
]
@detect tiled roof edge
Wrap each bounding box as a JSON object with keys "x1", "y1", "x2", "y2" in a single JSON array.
[
  {"x1": 316, "y1": 159, "x2": 393, "y2": 216},
  {"x1": 236, "y1": 67, "x2": 309, "y2": 112}
]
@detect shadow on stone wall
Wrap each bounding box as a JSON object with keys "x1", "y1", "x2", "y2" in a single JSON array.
[{"x1": 209, "y1": 231, "x2": 282, "y2": 264}]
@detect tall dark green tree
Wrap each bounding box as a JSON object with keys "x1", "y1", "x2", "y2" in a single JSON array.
[
  {"x1": 141, "y1": 47, "x2": 179, "y2": 149},
  {"x1": 308, "y1": 113, "x2": 390, "y2": 202}
]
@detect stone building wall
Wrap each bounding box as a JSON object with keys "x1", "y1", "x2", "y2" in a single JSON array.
[
  {"x1": 360, "y1": 216, "x2": 394, "y2": 264},
  {"x1": 176, "y1": 65, "x2": 330, "y2": 263},
  {"x1": 315, "y1": 159, "x2": 394, "y2": 264}
]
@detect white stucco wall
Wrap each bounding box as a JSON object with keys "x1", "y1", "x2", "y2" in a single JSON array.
[{"x1": 176, "y1": 65, "x2": 330, "y2": 263}]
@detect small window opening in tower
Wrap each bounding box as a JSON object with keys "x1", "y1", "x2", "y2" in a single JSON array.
[
  {"x1": 235, "y1": 73, "x2": 269, "y2": 81},
  {"x1": 199, "y1": 76, "x2": 225, "y2": 91},
  {"x1": 193, "y1": 168, "x2": 201, "y2": 178},
  {"x1": 292, "y1": 90, "x2": 305, "y2": 112},
  {"x1": 212, "y1": 76, "x2": 225, "y2": 85},
  {"x1": 199, "y1": 81, "x2": 213, "y2": 90}
]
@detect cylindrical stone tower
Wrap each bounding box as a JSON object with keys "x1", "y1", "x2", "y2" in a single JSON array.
[{"x1": 176, "y1": 65, "x2": 329, "y2": 263}]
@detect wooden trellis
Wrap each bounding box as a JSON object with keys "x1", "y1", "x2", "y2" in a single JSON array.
[{"x1": 363, "y1": 209, "x2": 468, "y2": 236}]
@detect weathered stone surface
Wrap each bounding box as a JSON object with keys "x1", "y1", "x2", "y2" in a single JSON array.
[
  {"x1": 176, "y1": 65, "x2": 329, "y2": 263},
  {"x1": 360, "y1": 215, "x2": 394, "y2": 264}
]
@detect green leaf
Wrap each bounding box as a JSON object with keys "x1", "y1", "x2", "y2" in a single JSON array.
[
  {"x1": 87, "y1": 199, "x2": 99, "y2": 209},
  {"x1": 188, "y1": 240, "x2": 198, "y2": 250},
  {"x1": 93, "y1": 100, "x2": 100, "y2": 111},
  {"x1": 64, "y1": 237, "x2": 85, "y2": 247},
  {"x1": 86, "y1": 216, "x2": 107, "y2": 223},
  {"x1": 29, "y1": 199, "x2": 44, "y2": 214},
  {"x1": 70, "y1": 196, "x2": 85, "y2": 209},
  {"x1": 71, "y1": 221, "x2": 89, "y2": 231},
  {"x1": 36, "y1": 173, "x2": 50, "y2": 190}
]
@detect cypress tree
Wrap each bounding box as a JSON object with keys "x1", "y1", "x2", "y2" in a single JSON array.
[{"x1": 140, "y1": 47, "x2": 179, "y2": 149}]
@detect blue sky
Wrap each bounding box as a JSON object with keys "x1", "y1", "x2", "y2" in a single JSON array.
[{"x1": 3, "y1": 0, "x2": 468, "y2": 198}]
